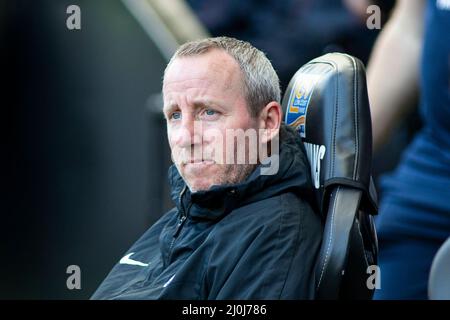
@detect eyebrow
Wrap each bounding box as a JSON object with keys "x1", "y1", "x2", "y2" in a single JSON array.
[
  {"x1": 193, "y1": 99, "x2": 219, "y2": 109},
  {"x1": 163, "y1": 103, "x2": 178, "y2": 116},
  {"x1": 163, "y1": 99, "x2": 221, "y2": 115}
]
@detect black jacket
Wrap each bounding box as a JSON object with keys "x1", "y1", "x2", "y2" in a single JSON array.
[{"x1": 91, "y1": 124, "x2": 322, "y2": 299}]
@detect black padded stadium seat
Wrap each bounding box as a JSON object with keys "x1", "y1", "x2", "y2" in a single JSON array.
[{"x1": 282, "y1": 53, "x2": 378, "y2": 299}]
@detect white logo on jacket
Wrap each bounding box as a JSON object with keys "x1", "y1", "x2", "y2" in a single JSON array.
[{"x1": 119, "y1": 252, "x2": 149, "y2": 267}]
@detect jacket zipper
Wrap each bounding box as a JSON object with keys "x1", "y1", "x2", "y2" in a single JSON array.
[
  {"x1": 167, "y1": 186, "x2": 188, "y2": 264},
  {"x1": 173, "y1": 214, "x2": 187, "y2": 238}
]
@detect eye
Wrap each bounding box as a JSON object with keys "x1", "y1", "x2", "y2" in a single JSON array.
[
  {"x1": 170, "y1": 111, "x2": 181, "y2": 120},
  {"x1": 199, "y1": 108, "x2": 220, "y2": 120}
]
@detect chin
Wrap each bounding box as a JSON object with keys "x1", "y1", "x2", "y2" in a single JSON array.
[
  {"x1": 187, "y1": 180, "x2": 215, "y2": 193},
  {"x1": 183, "y1": 173, "x2": 222, "y2": 192},
  {"x1": 181, "y1": 165, "x2": 221, "y2": 192}
]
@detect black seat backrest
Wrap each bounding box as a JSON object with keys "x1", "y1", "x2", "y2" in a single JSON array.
[{"x1": 282, "y1": 53, "x2": 378, "y2": 299}]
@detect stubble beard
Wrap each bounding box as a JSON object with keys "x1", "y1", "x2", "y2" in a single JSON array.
[{"x1": 180, "y1": 162, "x2": 257, "y2": 193}]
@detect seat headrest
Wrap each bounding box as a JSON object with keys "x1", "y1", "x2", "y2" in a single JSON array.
[{"x1": 282, "y1": 53, "x2": 377, "y2": 214}]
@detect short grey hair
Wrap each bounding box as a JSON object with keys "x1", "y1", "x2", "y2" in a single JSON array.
[{"x1": 164, "y1": 36, "x2": 281, "y2": 117}]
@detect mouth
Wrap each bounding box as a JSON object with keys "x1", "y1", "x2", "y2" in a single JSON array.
[
  {"x1": 184, "y1": 159, "x2": 215, "y2": 165},
  {"x1": 181, "y1": 159, "x2": 216, "y2": 169}
]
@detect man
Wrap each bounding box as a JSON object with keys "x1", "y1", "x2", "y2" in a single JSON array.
[
  {"x1": 91, "y1": 37, "x2": 322, "y2": 299},
  {"x1": 368, "y1": 0, "x2": 450, "y2": 299}
]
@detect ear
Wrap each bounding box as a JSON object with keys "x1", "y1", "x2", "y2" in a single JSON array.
[{"x1": 258, "y1": 101, "x2": 282, "y2": 143}]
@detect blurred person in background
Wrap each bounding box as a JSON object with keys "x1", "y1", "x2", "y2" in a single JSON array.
[
  {"x1": 185, "y1": 0, "x2": 392, "y2": 89},
  {"x1": 367, "y1": 0, "x2": 450, "y2": 299}
]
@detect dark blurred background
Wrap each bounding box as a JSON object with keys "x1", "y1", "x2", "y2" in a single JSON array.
[
  {"x1": 2, "y1": 0, "x2": 411, "y2": 299},
  {"x1": 2, "y1": 0, "x2": 171, "y2": 299}
]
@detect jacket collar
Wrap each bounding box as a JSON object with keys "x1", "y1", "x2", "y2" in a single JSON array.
[{"x1": 168, "y1": 123, "x2": 314, "y2": 220}]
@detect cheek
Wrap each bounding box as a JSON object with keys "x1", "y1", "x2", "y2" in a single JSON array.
[
  {"x1": 202, "y1": 127, "x2": 225, "y2": 145},
  {"x1": 167, "y1": 128, "x2": 179, "y2": 156},
  {"x1": 166, "y1": 124, "x2": 173, "y2": 142},
  {"x1": 167, "y1": 125, "x2": 183, "y2": 147},
  {"x1": 167, "y1": 131, "x2": 175, "y2": 148},
  {"x1": 230, "y1": 111, "x2": 257, "y2": 129}
]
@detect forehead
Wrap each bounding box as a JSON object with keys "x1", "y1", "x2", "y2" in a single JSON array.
[{"x1": 163, "y1": 49, "x2": 243, "y2": 93}]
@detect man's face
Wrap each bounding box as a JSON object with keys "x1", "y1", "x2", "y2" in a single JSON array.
[{"x1": 163, "y1": 49, "x2": 259, "y2": 192}]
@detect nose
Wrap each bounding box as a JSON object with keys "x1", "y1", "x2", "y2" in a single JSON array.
[{"x1": 172, "y1": 113, "x2": 202, "y2": 148}]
